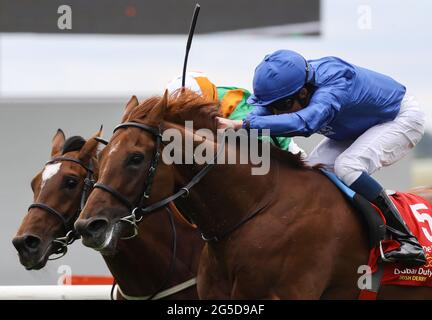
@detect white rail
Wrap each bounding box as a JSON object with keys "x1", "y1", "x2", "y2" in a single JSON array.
[{"x1": 0, "y1": 285, "x2": 112, "y2": 300}]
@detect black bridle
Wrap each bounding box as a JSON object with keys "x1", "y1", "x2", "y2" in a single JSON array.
[
  {"x1": 28, "y1": 157, "x2": 94, "y2": 259},
  {"x1": 93, "y1": 121, "x2": 226, "y2": 237},
  {"x1": 93, "y1": 120, "x2": 221, "y2": 300},
  {"x1": 94, "y1": 120, "x2": 271, "y2": 241}
]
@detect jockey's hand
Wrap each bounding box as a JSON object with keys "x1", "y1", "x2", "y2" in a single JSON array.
[{"x1": 216, "y1": 117, "x2": 243, "y2": 130}]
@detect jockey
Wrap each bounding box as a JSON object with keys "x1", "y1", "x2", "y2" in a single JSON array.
[
  {"x1": 216, "y1": 50, "x2": 427, "y2": 266},
  {"x1": 166, "y1": 71, "x2": 306, "y2": 156}
]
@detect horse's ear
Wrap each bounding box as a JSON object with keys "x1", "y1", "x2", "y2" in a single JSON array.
[
  {"x1": 147, "y1": 90, "x2": 168, "y2": 125},
  {"x1": 78, "y1": 126, "x2": 103, "y2": 163},
  {"x1": 121, "y1": 95, "x2": 139, "y2": 122},
  {"x1": 51, "y1": 129, "x2": 66, "y2": 157}
]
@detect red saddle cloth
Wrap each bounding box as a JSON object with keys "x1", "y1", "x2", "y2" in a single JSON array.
[{"x1": 361, "y1": 192, "x2": 432, "y2": 299}]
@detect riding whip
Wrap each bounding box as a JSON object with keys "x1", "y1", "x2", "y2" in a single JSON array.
[{"x1": 181, "y1": 3, "x2": 201, "y2": 88}]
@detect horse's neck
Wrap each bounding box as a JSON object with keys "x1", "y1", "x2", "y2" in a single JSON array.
[
  {"x1": 103, "y1": 212, "x2": 198, "y2": 297},
  {"x1": 171, "y1": 126, "x2": 277, "y2": 241}
]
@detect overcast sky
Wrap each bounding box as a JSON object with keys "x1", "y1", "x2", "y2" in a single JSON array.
[{"x1": 1, "y1": 0, "x2": 432, "y2": 128}]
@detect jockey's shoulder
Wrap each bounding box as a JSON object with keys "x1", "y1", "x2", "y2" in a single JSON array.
[{"x1": 217, "y1": 86, "x2": 251, "y2": 96}]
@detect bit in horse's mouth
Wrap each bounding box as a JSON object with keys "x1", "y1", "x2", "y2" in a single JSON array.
[{"x1": 90, "y1": 222, "x2": 122, "y2": 255}]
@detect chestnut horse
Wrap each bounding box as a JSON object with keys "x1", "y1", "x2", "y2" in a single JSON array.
[
  {"x1": 12, "y1": 97, "x2": 203, "y2": 299},
  {"x1": 76, "y1": 91, "x2": 432, "y2": 299}
]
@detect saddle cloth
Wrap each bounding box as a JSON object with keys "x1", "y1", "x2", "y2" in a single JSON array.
[
  {"x1": 369, "y1": 192, "x2": 432, "y2": 288},
  {"x1": 321, "y1": 171, "x2": 432, "y2": 297}
]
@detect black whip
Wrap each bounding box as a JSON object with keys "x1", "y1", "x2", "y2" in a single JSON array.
[{"x1": 181, "y1": 4, "x2": 201, "y2": 87}]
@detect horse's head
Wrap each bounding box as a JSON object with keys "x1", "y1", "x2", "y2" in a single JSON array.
[
  {"x1": 12, "y1": 128, "x2": 102, "y2": 270},
  {"x1": 75, "y1": 94, "x2": 172, "y2": 254},
  {"x1": 75, "y1": 91, "x2": 219, "y2": 254}
]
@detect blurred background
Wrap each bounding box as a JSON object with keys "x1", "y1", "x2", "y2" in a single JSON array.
[{"x1": 0, "y1": 0, "x2": 431, "y2": 285}]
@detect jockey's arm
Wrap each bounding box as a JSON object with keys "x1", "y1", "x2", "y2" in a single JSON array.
[
  {"x1": 248, "y1": 105, "x2": 273, "y2": 117},
  {"x1": 216, "y1": 103, "x2": 272, "y2": 130},
  {"x1": 242, "y1": 89, "x2": 342, "y2": 137}
]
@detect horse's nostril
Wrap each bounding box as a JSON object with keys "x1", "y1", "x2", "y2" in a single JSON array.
[
  {"x1": 24, "y1": 235, "x2": 41, "y2": 250},
  {"x1": 75, "y1": 217, "x2": 110, "y2": 241},
  {"x1": 12, "y1": 235, "x2": 42, "y2": 252},
  {"x1": 87, "y1": 219, "x2": 108, "y2": 235}
]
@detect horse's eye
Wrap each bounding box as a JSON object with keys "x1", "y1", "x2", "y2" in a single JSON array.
[
  {"x1": 127, "y1": 153, "x2": 144, "y2": 166},
  {"x1": 63, "y1": 178, "x2": 79, "y2": 190}
]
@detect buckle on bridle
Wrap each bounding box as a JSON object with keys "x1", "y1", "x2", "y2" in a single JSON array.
[
  {"x1": 180, "y1": 187, "x2": 190, "y2": 198},
  {"x1": 83, "y1": 177, "x2": 94, "y2": 189}
]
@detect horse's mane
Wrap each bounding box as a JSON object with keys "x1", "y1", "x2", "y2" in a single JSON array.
[
  {"x1": 125, "y1": 89, "x2": 311, "y2": 169},
  {"x1": 270, "y1": 144, "x2": 313, "y2": 169},
  {"x1": 62, "y1": 136, "x2": 86, "y2": 154},
  {"x1": 126, "y1": 89, "x2": 219, "y2": 132}
]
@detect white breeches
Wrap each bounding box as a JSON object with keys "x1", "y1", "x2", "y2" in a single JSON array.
[{"x1": 306, "y1": 93, "x2": 426, "y2": 186}]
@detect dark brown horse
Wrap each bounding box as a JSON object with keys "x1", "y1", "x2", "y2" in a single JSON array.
[
  {"x1": 76, "y1": 91, "x2": 432, "y2": 299},
  {"x1": 12, "y1": 96, "x2": 203, "y2": 299}
]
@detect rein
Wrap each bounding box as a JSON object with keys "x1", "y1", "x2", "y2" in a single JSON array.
[
  {"x1": 95, "y1": 121, "x2": 269, "y2": 241},
  {"x1": 28, "y1": 156, "x2": 94, "y2": 259},
  {"x1": 93, "y1": 121, "x2": 226, "y2": 239}
]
